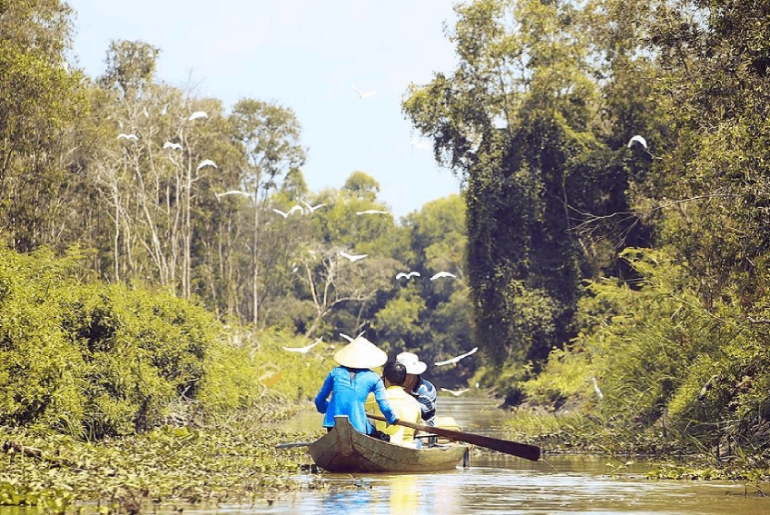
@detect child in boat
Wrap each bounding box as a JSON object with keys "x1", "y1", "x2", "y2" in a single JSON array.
[
  {"x1": 366, "y1": 360, "x2": 423, "y2": 447},
  {"x1": 314, "y1": 336, "x2": 399, "y2": 435}
]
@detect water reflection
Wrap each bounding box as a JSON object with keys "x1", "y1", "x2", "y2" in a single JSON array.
[
  {"x1": 387, "y1": 474, "x2": 419, "y2": 515},
  {"x1": 194, "y1": 460, "x2": 767, "y2": 515}
]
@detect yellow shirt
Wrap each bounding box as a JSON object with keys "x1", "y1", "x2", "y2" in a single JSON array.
[{"x1": 365, "y1": 385, "x2": 422, "y2": 446}]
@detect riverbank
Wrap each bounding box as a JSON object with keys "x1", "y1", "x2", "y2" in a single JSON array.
[
  {"x1": 0, "y1": 414, "x2": 329, "y2": 514},
  {"x1": 501, "y1": 408, "x2": 770, "y2": 483}
]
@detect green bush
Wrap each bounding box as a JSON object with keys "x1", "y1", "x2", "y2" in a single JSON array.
[{"x1": 0, "y1": 246, "x2": 356, "y2": 438}]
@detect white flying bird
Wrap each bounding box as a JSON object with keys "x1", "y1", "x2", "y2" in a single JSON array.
[
  {"x1": 434, "y1": 347, "x2": 478, "y2": 367},
  {"x1": 163, "y1": 141, "x2": 182, "y2": 151},
  {"x1": 441, "y1": 387, "x2": 470, "y2": 397},
  {"x1": 627, "y1": 135, "x2": 648, "y2": 150},
  {"x1": 117, "y1": 133, "x2": 138, "y2": 141},
  {"x1": 215, "y1": 190, "x2": 253, "y2": 200},
  {"x1": 339, "y1": 251, "x2": 367, "y2": 262},
  {"x1": 301, "y1": 200, "x2": 327, "y2": 213},
  {"x1": 272, "y1": 205, "x2": 304, "y2": 218},
  {"x1": 430, "y1": 271, "x2": 457, "y2": 281},
  {"x1": 196, "y1": 159, "x2": 218, "y2": 171},
  {"x1": 352, "y1": 84, "x2": 376, "y2": 99},
  {"x1": 282, "y1": 337, "x2": 322, "y2": 354},
  {"x1": 188, "y1": 111, "x2": 208, "y2": 121},
  {"x1": 396, "y1": 271, "x2": 421, "y2": 280},
  {"x1": 161, "y1": 104, "x2": 168, "y2": 115},
  {"x1": 356, "y1": 209, "x2": 390, "y2": 216}
]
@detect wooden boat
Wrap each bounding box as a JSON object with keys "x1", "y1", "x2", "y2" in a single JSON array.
[{"x1": 308, "y1": 415, "x2": 469, "y2": 473}]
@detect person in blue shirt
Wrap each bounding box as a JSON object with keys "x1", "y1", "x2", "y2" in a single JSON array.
[
  {"x1": 396, "y1": 351, "x2": 437, "y2": 426},
  {"x1": 315, "y1": 336, "x2": 399, "y2": 435}
]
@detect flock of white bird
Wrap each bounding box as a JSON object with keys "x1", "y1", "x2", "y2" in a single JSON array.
[
  {"x1": 117, "y1": 109, "x2": 217, "y2": 174},
  {"x1": 117, "y1": 107, "x2": 640, "y2": 398},
  {"x1": 119, "y1": 105, "x2": 476, "y2": 384}
]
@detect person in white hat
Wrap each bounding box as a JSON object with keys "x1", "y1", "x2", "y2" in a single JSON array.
[
  {"x1": 396, "y1": 351, "x2": 437, "y2": 426},
  {"x1": 314, "y1": 336, "x2": 399, "y2": 434}
]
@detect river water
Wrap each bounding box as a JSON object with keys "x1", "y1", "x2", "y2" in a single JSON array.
[
  {"x1": 4, "y1": 397, "x2": 767, "y2": 515},
  {"x1": 235, "y1": 396, "x2": 769, "y2": 515}
]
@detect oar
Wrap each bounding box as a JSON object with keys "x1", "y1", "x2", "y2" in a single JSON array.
[
  {"x1": 275, "y1": 441, "x2": 314, "y2": 449},
  {"x1": 367, "y1": 414, "x2": 541, "y2": 461}
]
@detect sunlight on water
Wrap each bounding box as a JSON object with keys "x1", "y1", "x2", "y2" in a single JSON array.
[{"x1": 182, "y1": 461, "x2": 769, "y2": 515}]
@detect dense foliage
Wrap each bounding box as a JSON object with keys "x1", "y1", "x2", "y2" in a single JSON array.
[
  {"x1": 404, "y1": 0, "x2": 770, "y2": 456},
  {"x1": 0, "y1": 247, "x2": 328, "y2": 439},
  {"x1": 4, "y1": 0, "x2": 770, "y2": 472}
]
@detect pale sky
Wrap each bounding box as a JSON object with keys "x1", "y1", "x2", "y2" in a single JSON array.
[{"x1": 66, "y1": 0, "x2": 463, "y2": 219}]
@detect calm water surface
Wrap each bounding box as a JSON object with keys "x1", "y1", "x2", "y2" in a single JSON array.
[{"x1": 236, "y1": 397, "x2": 769, "y2": 514}]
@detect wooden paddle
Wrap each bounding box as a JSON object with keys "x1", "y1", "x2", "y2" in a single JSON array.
[{"x1": 367, "y1": 414, "x2": 541, "y2": 461}]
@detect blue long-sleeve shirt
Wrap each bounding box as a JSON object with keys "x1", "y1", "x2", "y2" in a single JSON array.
[{"x1": 314, "y1": 366, "x2": 398, "y2": 433}]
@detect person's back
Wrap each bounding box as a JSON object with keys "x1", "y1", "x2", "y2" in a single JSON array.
[
  {"x1": 366, "y1": 361, "x2": 422, "y2": 447},
  {"x1": 317, "y1": 366, "x2": 390, "y2": 432},
  {"x1": 315, "y1": 337, "x2": 397, "y2": 434}
]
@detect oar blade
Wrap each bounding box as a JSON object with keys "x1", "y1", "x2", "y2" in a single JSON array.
[{"x1": 368, "y1": 414, "x2": 541, "y2": 461}]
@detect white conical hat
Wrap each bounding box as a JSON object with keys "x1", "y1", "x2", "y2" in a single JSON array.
[{"x1": 333, "y1": 336, "x2": 387, "y2": 369}]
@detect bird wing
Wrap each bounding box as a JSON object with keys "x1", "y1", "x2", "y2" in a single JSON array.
[
  {"x1": 408, "y1": 271, "x2": 421, "y2": 278},
  {"x1": 627, "y1": 135, "x2": 648, "y2": 149},
  {"x1": 272, "y1": 208, "x2": 288, "y2": 217},
  {"x1": 188, "y1": 111, "x2": 208, "y2": 121},
  {"x1": 396, "y1": 273, "x2": 407, "y2": 279},
  {"x1": 287, "y1": 205, "x2": 304, "y2": 215},
  {"x1": 435, "y1": 347, "x2": 477, "y2": 366},
  {"x1": 197, "y1": 159, "x2": 217, "y2": 170},
  {"x1": 340, "y1": 333, "x2": 353, "y2": 342}
]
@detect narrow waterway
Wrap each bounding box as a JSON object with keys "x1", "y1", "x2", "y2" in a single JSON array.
[{"x1": 242, "y1": 396, "x2": 769, "y2": 515}]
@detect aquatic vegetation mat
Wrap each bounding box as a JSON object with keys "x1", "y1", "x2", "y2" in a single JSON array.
[{"x1": 0, "y1": 424, "x2": 326, "y2": 513}]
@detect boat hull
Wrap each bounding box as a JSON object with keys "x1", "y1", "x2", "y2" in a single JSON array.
[{"x1": 308, "y1": 416, "x2": 469, "y2": 473}]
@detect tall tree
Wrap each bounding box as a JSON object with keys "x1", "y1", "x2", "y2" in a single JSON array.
[
  {"x1": 404, "y1": 0, "x2": 656, "y2": 372},
  {"x1": 230, "y1": 99, "x2": 306, "y2": 326},
  {"x1": 0, "y1": 0, "x2": 87, "y2": 251}
]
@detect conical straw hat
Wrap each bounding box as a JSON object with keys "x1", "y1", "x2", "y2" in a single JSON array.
[{"x1": 334, "y1": 336, "x2": 387, "y2": 369}]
